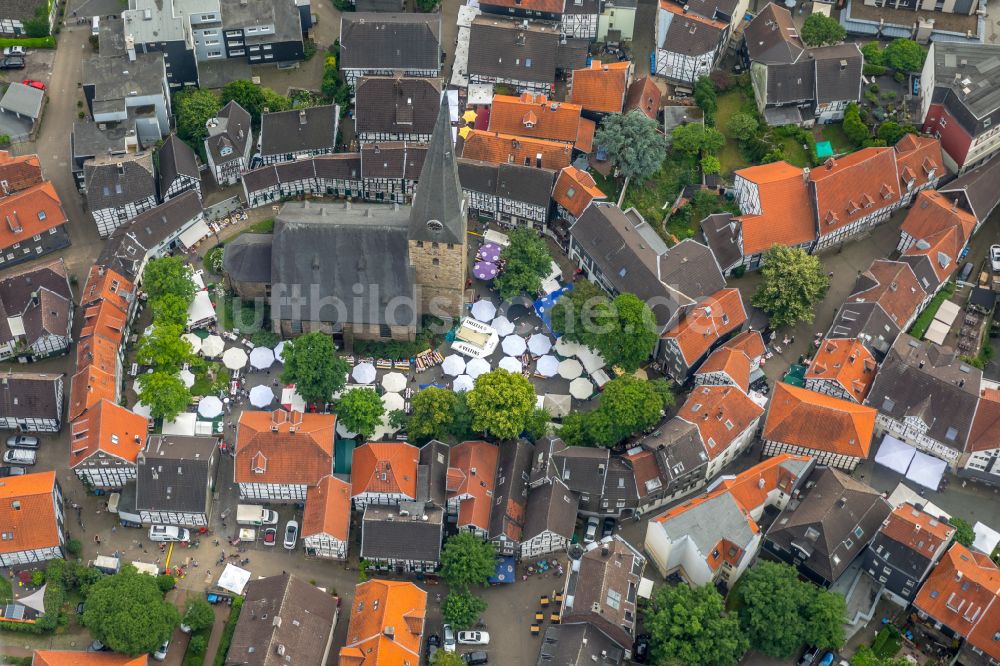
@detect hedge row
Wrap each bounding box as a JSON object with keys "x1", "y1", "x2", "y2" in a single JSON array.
[{"x1": 0, "y1": 37, "x2": 56, "y2": 48}]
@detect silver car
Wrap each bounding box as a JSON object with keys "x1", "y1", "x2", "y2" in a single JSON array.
[
  {"x1": 3, "y1": 449, "x2": 36, "y2": 465},
  {"x1": 5, "y1": 435, "x2": 39, "y2": 449},
  {"x1": 283, "y1": 519, "x2": 298, "y2": 549}
]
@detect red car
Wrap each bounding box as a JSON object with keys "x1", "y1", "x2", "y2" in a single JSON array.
[
  {"x1": 21, "y1": 79, "x2": 45, "y2": 91},
  {"x1": 263, "y1": 527, "x2": 277, "y2": 546}
]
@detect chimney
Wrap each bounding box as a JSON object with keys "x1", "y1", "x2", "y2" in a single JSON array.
[
  {"x1": 299, "y1": 109, "x2": 307, "y2": 125},
  {"x1": 802, "y1": 166, "x2": 810, "y2": 183},
  {"x1": 840, "y1": 59, "x2": 847, "y2": 71},
  {"x1": 535, "y1": 153, "x2": 542, "y2": 168},
  {"x1": 384, "y1": 626, "x2": 395, "y2": 640},
  {"x1": 117, "y1": 162, "x2": 125, "y2": 175}
]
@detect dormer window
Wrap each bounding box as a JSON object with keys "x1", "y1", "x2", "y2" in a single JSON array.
[{"x1": 880, "y1": 184, "x2": 894, "y2": 200}]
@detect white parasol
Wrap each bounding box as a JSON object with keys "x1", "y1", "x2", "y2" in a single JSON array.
[
  {"x1": 569, "y1": 377, "x2": 594, "y2": 400},
  {"x1": 249, "y1": 346, "x2": 275, "y2": 370},
  {"x1": 466, "y1": 357, "x2": 491, "y2": 378},
  {"x1": 491, "y1": 315, "x2": 515, "y2": 337},
  {"x1": 501, "y1": 335, "x2": 527, "y2": 356},
  {"x1": 132, "y1": 402, "x2": 152, "y2": 419},
  {"x1": 181, "y1": 333, "x2": 202, "y2": 354},
  {"x1": 178, "y1": 369, "x2": 196, "y2": 388},
  {"x1": 535, "y1": 355, "x2": 559, "y2": 377},
  {"x1": 499, "y1": 356, "x2": 522, "y2": 373},
  {"x1": 527, "y1": 333, "x2": 552, "y2": 356},
  {"x1": 201, "y1": 334, "x2": 225, "y2": 357},
  {"x1": 382, "y1": 392, "x2": 405, "y2": 412},
  {"x1": 281, "y1": 386, "x2": 307, "y2": 413},
  {"x1": 442, "y1": 354, "x2": 467, "y2": 376},
  {"x1": 273, "y1": 341, "x2": 286, "y2": 363},
  {"x1": 554, "y1": 337, "x2": 584, "y2": 358},
  {"x1": 352, "y1": 362, "x2": 377, "y2": 384},
  {"x1": 249, "y1": 385, "x2": 275, "y2": 408},
  {"x1": 557, "y1": 358, "x2": 584, "y2": 380},
  {"x1": 381, "y1": 372, "x2": 407, "y2": 393},
  {"x1": 471, "y1": 300, "x2": 497, "y2": 322},
  {"x1": 336, "y1": 421, "x2": 359, "y2": 438},
  {"x1": 222, "y1": 347, "x2": 248, "y2": 370},
  {"x1": 453, "y1": 375, "x2": 474, "y2": 392},
  {"x1": 198, "y1": 395, "x2": 224, "y2": 418}
]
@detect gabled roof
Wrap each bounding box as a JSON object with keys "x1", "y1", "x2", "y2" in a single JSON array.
[
  {"x1": 523, "y1": 478, "x2": 578, "y2": 542},
  {"x1": 968, "y1": 388, "x2": 1000, "y2": 454},
  {"x1": 569, "y1": 60, "x2": 630, "y2": 114},
  {"x1": 80, "y1": 265, "x2": 134, "y2": 311},
  {"x1": 83, "y1": 154, "x2": 156, "y2": 212},
  {"x1": 657, "y1": 1, "x2": 727, "y2": 56},
  {"x1": 938, "y1": 154, "x2": 1000, "y2": 223},
  {"x1": 340, "y1": 13, "x2": 441, "y2": 72},
  {"x1": 488, "y1": 439, "x2": 533, "y2": 542},
  {"x1": 810, "y1": 149, "x2": 900, "y2": 236},
  {"x1": 661, "y1": 288, "x2": 747, "y2": 365},
  {"x1": 811, "y1": 43, "x2": 863, "y2": 105},
  {"x1": 205, "y1": 100, "x2": 252, "y2": 165},
  {"x1": 894, "y1": 134, "x2": 944, "y2": 193},
  {"x1": 733, "y1": 161, "x2": 815, "y2": 255},
  {"x1": 482, "y1": 0, "x2": 565, "y2": 12},
  {"x1": 234, "y1": 410, "x2": 336, "y2": 486},
  {"x1": 805, "y1": 338, "x2": 877, "y2": 401},
  {"x1": 625, "y1": 76, "x2": 662, "y2": 121},
  {"x1": 488, "y1": 93, "x2": 594, "y2": 152},
  {"x1": 0, "y1": 150, "x2": 43, "y2": 194},
  {"x1": 552, "y1": 166, "x2": 606, "y2": 218},
  {"x1": 900, "y1": 189, "x2": 977, "y2": 248},
  {"x1": 461, "y1": 130, "x2": 573, "y2": 170},
  {"x1": 79, "y1": 298, "x2": 127, "y2": 346},
  {"x1": 339, "y1": 579, "x2": 426, "y2": 666},
  {"x1": 136, "y1": 435, "x2": 215, "y2": 513},
  {"x1": 259, "y1": 105, "x2": 339, "y2": 158},
  {"x1": 68, "y1": 363, "x2": 117, "y2": 422},
  {"x1": 744, "y1": 3, "x2": 803, "y2": 64},
  {"x1": 763, "y1": 383, "x2": 876, "y2": 458},
  {"x1": 69, "y1": 400, "x2": 147, "y2": 468},
  {"x1": 0, "y1": 181, "x2": 69, "y2": 250},
  {"x1": 849, "y1": 259, "x2": 925, "y2": 329},
  {"x1": 678, "y1": 384, "x2": 764, "y2": 459},
  {"x1": 355, "y1": 77, "x2": 441, "y2": 137},
  {"x1": 0, "y1": 258, "x2": 72, "y2": 347},
  {"x1": 447, "y1": 440, "x2": 499, "y2": 532},
  {"x1": 32, "y1": 652, "x2": 147, "y2": 666},
  {"x1": 457, "y1": 158, "x2": 557, "y2": 208},
  {"x1": 351, "y1": 441, "x2": 420, "y2": 499},
  {"x1": 694, "y1": 346, "x2": 752, "y2": 392},
  {"x1": 901, "y1": 224, "x2": 963, "y2": 283},
  {"x1": 302, "y1": 475, "x2": 352, "y2": 541},
  {"x1": 723, "y1": 329, "x2": 766, "y2": 360},
  {"x1": 0, "y1": 371, "x2": 61, "y2": 422},
  {"x1": 0, "y1": 471, "x2": 60, "y2": 556},
  {"x1": 878, "y1": 502, "x2": 955, "y2": 562},
  {"x1": 468, "y1": 16, "x2": 561, "y2": 85},
  {"x1": 156, "y1": 134, "x2": 199, "y2": 195}
]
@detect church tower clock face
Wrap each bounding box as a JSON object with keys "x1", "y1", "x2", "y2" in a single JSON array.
[{"x1": 426, "y1": 219, "x2": 444, "y2": 233}]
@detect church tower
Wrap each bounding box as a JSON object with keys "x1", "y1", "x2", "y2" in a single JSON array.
[{"x1": 408, "y1": 97, "x2": 468, "y2": 321}]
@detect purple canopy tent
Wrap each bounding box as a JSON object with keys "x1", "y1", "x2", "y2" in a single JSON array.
[
  {"x1": 473, "y1": 261, "x2": 499, "y2": 280},
  {"x1": 478, "y1": 242, "x2": 502, "y2": 263}
]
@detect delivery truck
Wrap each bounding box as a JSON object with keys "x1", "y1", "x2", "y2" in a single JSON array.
[{"x1": 236, "y1": 504, "x2": 279, "y2": 526}]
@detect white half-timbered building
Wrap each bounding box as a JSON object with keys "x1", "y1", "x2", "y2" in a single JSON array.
[
  {"x1": 0, "y1": 372, "x2": 63, "y2": 432},
  {"x1": 562, "y1": 0, "x2": 599, "y2": 39},
  {"x1": 257, "y1": 106, "x2": 340, "y2": 167},
  {"x1": 350, "y1": 441, "x2": 421, "y2": 511},
  {"x1": 0, "y1": 471, "x2": 65, "y2": 568},
  {"x1": 134, "y1": 435, "x2": 217, "y2": 527},
  {"x1": 69, "y1": 400, "x2": 148, "y2": 490},
  {"x1": 205, "y1": 101, "x2": 254, "y2": 187},
  {"x1": 457, "y1": 159, "x2": 556, "y2": 230},
  {"x1": 241, "y1": 154, "x2": 365, "y2": 208},
  {"x1": 520, "y1": 478, "x2": 578, "y2": 559},
  {"x1": 0, "y1": 259, "x2": 74, "y2": 363},
  {"x1": 303, "y1": 476, "x2": 352, "y2": 560},
  {"x1": 339, "y1": 14, "x2": 442, "y2": 87},
  {"x1": 85, "y1": 155, "x2": 158, "y2": 238},
  {"x1": 360, "y1": 143, "x2": 426, "y2": 203},
  {"x1": 354, "y1": 77, "x2": 442, "y2": 144},
  {"x1": 156, "y1": 134, "x2": 202, "y2": 203}
]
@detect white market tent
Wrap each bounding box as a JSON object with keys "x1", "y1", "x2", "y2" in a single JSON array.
[
  {"x1": 222, "y1": 347, "x2": 248, "y2": 370},
  {"x1": 973, "y1": 522, "x2": 1000, "y2": 556},
  {"x1": 471, "y1": 300, "x2": 497, "y2": 322},
  {"x1": 202, "y1": 335, "x2": 225, "y2": 358},
  {"x1": 557, "y1": 358, "x2": 583, "y2": 380},
  {"x1": 382, "y1": 392, "x2": 405, "y2": 412},
  {"x1": 527, "y1": 333, "x2": 552, "y2": 355},
  {"x1": 187, "y1": 291, "x2": 217, "y2": 328},
  {"x1": 536, "y1": 355, "x2": 558, "y2": 377},
  {"x1": 442, "y1": 354, "x2": 467, "y2": 376},
  {"x1": 491, "y1": 316, "x2": 515, "y2": 337},
  {"x1": 577, "y1": 346, "x2": 607, "y2": 374},
  {"x1": 543, "y1": 393, "x2": 571, "y2": 418},
  {"x1": 178, "y1": 219, "x2": 211, "y2": 251},
  {"x1": 163, "y1": 413, "x2": 198, "y2": 436},
  {"x1": 178, "y1": 369, "x2": 196, "y2": 388},
  {"x1": 554, "y1": 337, "x2": 584, "y2": 358},
  {"x1": 273, "y1": 341, "x2": 286, "y2": 363},
  {"x1": 591, "y1": 368, "x2": 612, "y2": 388},
  {"x1": 249, "y1": 346, "x2": 275, "y2": 370},
  {"x1": 336, "y1": 422, "x2": 359, "y2": 438},
  {"x1": 934, "y1": 300, "x2": 961, "y2": 326},
  {"x1": 217, "y1": 564, "x2": 251, "y2": 595},
  {"x1": 502, "y1": 335, "x2": 527, "y2": 356},
  {"x1": 905, "y1": 450, "x2": 947, "y2": 491},
  {"x1": 198, "y1": 396, "x2": 224, "y2": 418},
  {"x1": 569, "y1": 377, "x2": 594, "y2": 400},
  {"x1": 499, "y1": 356, "x2": 522, "y2": 373},
  {"x1": 181, "y1": 333, "x2": 202, "y2": 354},
  {"x1": 453, "y1": 375, "x2": 474, "y2": 392},
  {"x1": 352, "y1": 362, "x2": 377, "y2": 384},
  {"x1": 466, "y1": 357, "x2": 491, "y2": 378},
  {"x1": 249, "y1": 385, "x2": 275, "y2": 408},
  {"x1": 924, "y1": 319, "x2": 950, "y2": 346},
  {"x1": 281, "y1": 386, "x2": 307, "y2": 412},
  {"x1": 381, "y1": 372, "x2": 407, "y2": 393},
  {"x1": 874, "y1": 435, "x2": 916, "y2": 475}
]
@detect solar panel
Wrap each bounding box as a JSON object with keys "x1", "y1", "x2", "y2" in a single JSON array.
[{"x1": 4, "y1": 604, "x2": 25, "y2": 620}]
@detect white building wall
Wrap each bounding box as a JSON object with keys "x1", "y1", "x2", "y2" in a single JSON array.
[
  {"x1": 238, "y1": 481, "x2": 308, "y2": 502},
  {"x1": 303, "y1": 532, "x2": 348, "y2": 559},
  {"x1": 874, "y1": 414, "x2": 961, "y2": 466}
]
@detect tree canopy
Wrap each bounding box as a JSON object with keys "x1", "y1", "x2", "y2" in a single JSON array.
[
  {"x1": 82, "y1": 566, "x2": 181, "y2": 656},
  {"x1": 843, "y1": 102, "x2": 870, "y2": 144},
  {"x1": 466, "y1": 370, "x2": 538, "y2": 440},
  {"x1": 494, "y1": 228, "x2": 553, "y2": 299},
  {"x1": 694, "y1": 76, "x2": 718, "y2": 123},
  {"x1": 440, "y1": 533, "x2": 497, "y2": 591},
  {"x1": 560, "y1": 376, "x2": 673, "y2": 447},
  {"x1": 884, "y1": 39, "x2": 927, "y2": 73},
  {"x1": 553, "y1": 288, "x2": 659, "y2": 372},
  {"x1": 143, "y1": 257, "x2": 196, "y2": 303},
  {"x1": 182, "y1": 599, "x2": 215, "y2": 632},
  {"x1": 750, "y1": 245, "x2": 830, "y2": 329},
  {"x1": 595, "y1": 112, "x2": 668, "y2": 181},
  {"x1": 407, "y1": 387, "x2": 460, "y2": 442},
  {"x1": 441, "y1": 591, "x2": 488, "y2": 630},
  {"x1": 701, "y1": 155, "x2": 722, "y2": 176},
  {"x1": 137, "y1": 323, "x2": 193, "y2": 369},
  {"x1": 280, "y1": 333, "x2": 349, "y2": 406},
  {"x1": 876, "y1": 121, "x2": 916, "y2": 145},
  {"x1": 551, "y1": 279, "x2": 606, "y2": 340},
  {"x1": 335, "y1": 388, "x2": 384, "y2": 439},
  {"x1": 220, "y1": 80, "x2": 290, "y2": 126},
  {"x1": 137, "y1": 371, "x2": 191, "y2": 421},
  {"x1": 851, "y1": 646, "x2": 911, "y2": 666},
  {"x1": 175, "y1": 89, "x2": 222, "y2": 147},
  {"x1": 430, "y1": 650, "x2": 467, "y2": 666},
  {"x1": 727, "y1": 112, "x2": 759, "y2": 141},
  {"x1": 671, "y1": 123, "x2": 725, "y2": 158},
  {"x1": 800, "y1": 13, "x2": 846, "y2": 46},
  {"x1": 644, "y1": 583, "x2": 748, "y2": 666},
  {"x1": 949, "y1": 516, "x2": 975, "y2": 547}
]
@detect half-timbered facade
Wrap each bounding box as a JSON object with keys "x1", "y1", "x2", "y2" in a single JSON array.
[
  {"x1": 69, "y1": 400, "x2": 147, "y2": 490},
  {"x1": 0, "y1": 259, "x2": 73, "y2": 363},
  {"x1": 355, "y1": 77, "x2": 441, "y2": 144},
  {"x1": 339, "y1": 13, "x2": 442, "y2": 86},
  {"x1": 303, "y1": 475, "x2": 352, "y2": 559},
  {"x1": 520, "y1": 478, "x2": 578, "y2": 558},
  {"x1": 562, "y1": 0, "x2": 599, "y2": 39},
  {"x1": 85, "y1": 155, "x2": 158, "y2": 238},
  {"x1": 156, "y1": 134, "x2": 201, "y2": 202},
  {"x1": 351, "y1": 441, "x2": 421, "y2": 511},
  {"x1": 0, "y1": 471, "x2": 65, "y2": 568},
  {"x1": 0, "y1": 372, "x2": 63, "y2": 432},
  {"x1": 205, "y1": 101, "x2": 254, "y2": 187},
  {"x1": 257, "y1": 106, "x2": 340, "y2": 167},
  {"x1": 654, "y1": 2, "x2": 728, "y2": 86},
  {"x1": 457, "y1": 159, "x2": 555, "y2": 229},
  {"x1": 804, "y1": 338, "x2": 877, "y2": 403}
]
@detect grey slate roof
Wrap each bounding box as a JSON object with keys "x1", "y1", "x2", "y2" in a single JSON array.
[
  {"x1": 84, "y1": 153, "x2": 156, "y2": 211},
  {"x1": 637, "y1": 417, "x2": 709, "y2": 491},
  {"x1": 270, "y1": 201, "x2": 417, "y2": 328},
  {"x1": 523, "y1": 478, "x2": 578, "y2": 541},
  {"x1": 827, "y1": 300, "x2": 899, "y2": 351},
  {"x1": 229, "y1": 573, "x2": 338, "y2": 666},
  {"x1": 136, "y1": 435, "x2": 214, "y2": 514},
  {"x1": 536, "y1": 623, "x2": 626, "y2": 666},
  {"x1": 865, "y1": 334, "x2": 982, "y2": 450},
  {"x1": 488, "y1": 439, "x2": 533, "y2": 542},
  {"x1": 938, "y1": 154, "x2": 1000, "y2": 223},
  {"x1": 224, "y1": 233, "x2": 274, "y2": 285},
  {"x1": 419, "y1": 439, "x2": 450, "y2": 507},
  {"x1": 468, "y1": 16, "x2": 561, "y2": 84},
  {"x1": 661, "y1": 16, "x2": 724, "y2": 57},
  {"x1": 699, "y1": 212, "x2": 743, "y2": 272},
  {"x1": 356, "y1": 0, "x2": 404, "y2": 10},
  {"x1": 458, "y1": 158, "x2": 556, "y2": 207},
  {"x1": 812, "y1": 43, "x2": 863, "y2": 105},
  {"x1": 550, "y1": 442, "x2": 610, "y2": 498},
  {"x1": 157, "y1": 134, "x2": 200, "y2": 196},
  {"x1": 340, "y1": 13, "x2": 441, "y2": 72},
  {"x1": 744, "y1": 3, "x2": 803, "y2": 64},
  {"x1": 0, "y1": 259, "x2": 72, "y2": 347},
  {"x1": 0, "y1": 372, "x2": 62, "y2": 422},
  {"x1": 360, "y1": 503, "x2": 444, "y2": 562},
  {"x1": 766, "y1": 59, "x2": 815, "y2": 105},
  {"x1": 0, "y1": 83, "x2": 43, "y2": 120},
  {"x1": 355, "y1": 77, "x2": 441, "y2": 136},
  {"x1": 408, "y1": 99, "x2": 466, "y2": 245},
  {"x1": 259, "y1": 105, "x2": 339, "y2": 158},
  {"x1": 765, "y1": 467, "x2": 891, "y2": 584},
  {"x1": 206, "y1": 101, "x2": 252, "y2": 166},
  {"x1": 360, "y1": 142, "x2": 427, "y2": 180}
]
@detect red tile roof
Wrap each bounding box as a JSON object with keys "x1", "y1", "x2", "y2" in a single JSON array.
[
  {"x1": 79, "y1": 300, "x2": 127, "y2": 347},
  {"x1": 968, "y1": 389, "x2": 1000, "y2": 453},
  {"x1": 75, "y1": 334, "x2": 119, "y2": 380},
  {"x1": 763, "y1": 383, "x2": 876, "y2": 458},
  {"x1": 719, "y1": 453, "x2": 812, "y2": 511},
  {"x1": 734, "y1": 161, "x2": 816, "y2": 255},
  {"x1": 625, "y1": 76, "x2": 662, "y2": 121},
  {"x1": 0, "y1": 182, "x2": 68, "y2": 251},
  {"x1": 33, "y1": 652, "x2": 148, "y2": 666},
  {"x1": 69, "y1": 400, "x2": 147, "y2": 468},
  {"x1": 894, "y1": 134, "x2": 943, "y2": 193},
  {"x1": 340, "y1": 579, "x2": 427, "y2": 666},
  {"x1": 810, "y1": 149, "x2": 900, "y2": 236},
  {"x1": 694, "y1": 347, "x2": 752, "y2": 392},
  {"x1": 552, "y1": 166, "x2": 606, "y2": 218},
  {"x1": 900, "y1": 189, "x2": 977, "y2": 247},
  {"x1": 80, "y1": 265, "x2": 134, "y2": 311},
  {"x1": 804, "y1": 338, "x2": 877, "y2": 401},
  {"x1": 679, "y1": 384, "x2": 764, "y2": 459},
  {"x1": 461, "y1": 130, "x2": 573, "y2": 169},
  {"x1": 625, "y1": 449, "x2": 661, "y2": 499},
  {"x1": 477, "y1": 0, "x2": 564, "y2": 12},
  {"x1": 722, "y1": 330, "x2": 766, "y2": 361},
  {"x1": 68, "y1": 363, "x2": 117, "y2": 422},
  {"x1": 902, "y1": 224, "x2": 963, "y2": 283},
  {"x1": 0, "y1": 471, "x2": 60, "y2": 555},
  {"x1": 0, "y1": 151, "x2": 43, "y2": 194},
  {"x1": 880, "y1": 502, "x2": 955, "y2": 560},
  {"x1": 234, "y1": 411, "x2": 336, "y2": 486},
  {"x1": 488, "y1": 93, "x2": 594, "y2": 151},
  {"x1": 662, "y1": 288, "x2": 747, "y2": 365},
  {"x1": 447, "y1": 440, "x2": 499, "y2": 532},
  {"x1": 569, "y1": 61, "x2": 631, "y2": 114},
  {"x1": 350, "y1": 441, "x2": 420, "y2": 499},
  {"x1": 302, "y1": 475, "x2": 352, "y2": 542},
  {"x1": 851, "y1": 259, "x2": 925, "y2": 329}
]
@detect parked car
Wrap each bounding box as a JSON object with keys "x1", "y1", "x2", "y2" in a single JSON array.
[
  {"x1": 991, "y1": 245, "x2": 1000, "y2": 273},
  {"x1": 21, "y1": 79, "x2": 44, "y2": 91},
  {"x1": 797, "y1": 648, "x2": 818, "y2": 666},
  {"x1": 148, "y1": 525, "x2": 190, "y2": 542},
  {"x1": 3, "y1": 449, "x2": 36, "y2": 465},
  {"x1": 88, "y1": 640, "x2": 109, "y2": 652},
  {"x1": 6, "y1": 435, "x2": 39, "y2": 449},
  {"x1": 75, "y1": 601, "x2": 85, "y2": 615},
  {"x1": 584, "y1": 516, "x2": 599, "y2": 543},
  {"x1": 425, "y1": 633, "x2": 440, "y2": 661},
  {"x1": 818, "y1": 652, "x2": 836, "y2": 666},
  {"x1": 443, "y1": 624, "x2": 457, "y2": 653},
  {"x1": 457, "y1": 631, "x2": 490, "y2": 646},
  {"x1": 602, "y1": 517, "x2": 616, "y2": 538},
  {"x1": 263, "y1": 527, "x2": 277, "y2": 546},
  {"x1": 283, "y1": 519, "x2": 298, "y2": 550},
  {"x1": 3, "y1": 46, "x2": 24, "y2": 56},
  {"x1": 152, "y1": 640, "x2": 170, "y2": 661},
  {"x1": 0, "y1": 466, "x2": 26, "y2": 477},
  {"x1": 633, "y1": 634, "x2": 651, "y2": 663},
  {"x1": 462, "y1": 651, "x2": 488, "y2": 665},
  {"x1": 0, "y1": 57, "x2": 25, "y2": 70},
  {"x1": 959, "y1": 261, "x2": 975, "y2": 283}
]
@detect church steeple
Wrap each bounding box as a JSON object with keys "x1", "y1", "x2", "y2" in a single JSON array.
[{"x1": 408, "y1": 95, "x2": 466, "y2": 245}]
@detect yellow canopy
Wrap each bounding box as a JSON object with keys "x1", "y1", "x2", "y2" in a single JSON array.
[
  {"x1": 462, "y1": 109, "x2": 478, "y2": 123},
  {"x1": 458, "y1": 126, "x2": 472, "y2": 139}
]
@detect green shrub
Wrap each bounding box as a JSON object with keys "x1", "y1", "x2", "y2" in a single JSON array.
[
  {"x1": 205, "y1": 246, "x2": 225, "y2": 274},
  {"x1": 302, "y1": 40, "x2": 317, "y2": 61},
  {"x1": 909, "y1": 282, "x2": 956, "y2": 339},
  {"x1": 251, "y1": 330, "x2": 279, "y2": 348},
  {"x1": 31, "y1": 570, "x2": 45, "y2": 586},
  {"x1": 0, "y1": 37, "x2": 55, "y2": 48},
  {"x1": 213, "y1": 597, "x2": 244, "y2": 666},
  {"x1": 893, "y1": 71, "x2": 906, "y2": 82},
  {"x1": 156, "y1": 574, "x2": 176, "y2": 593},
  {"x1": 864, "y1": 64, "x2": 886, "y2": 76}
]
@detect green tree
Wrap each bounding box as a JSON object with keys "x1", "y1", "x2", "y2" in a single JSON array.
[
  {"x1": 82, "y1": 566, "x2": 181, "y2": 656},
  {"x1": 851, "y1": 646, "x2": 911, "y2": 666},
  {"x1": 644, "y1": 584, "x2": 748, "y2": 666},
  {"x1": 174, "y1": 89, "x2": 222, "y2": 147},
  {"x1": 280, "y1": 333, "x2": 349, "y2": 405},
  {"x1": 523, "y1": 407, "x2": 551, "y2": 441},
  {"x1": 701, "y1": 155, "x2": 722, "y2": 175},
  {"x1": 449, "y1": 392, "x2": 476, "y2": 441},
  {"x1": 143, "y1": 257, "x2": 195, "y2": 303},
  {"x1": 727, "y1": 112, "x2": 759, "y2": 141},
  {"x1": 22, "y1": 5, "x2": 51, "y2": 37},
  {"x1": 466, "y1": 370, "x2": 538, "y2": 440},
  {"x1": 949, "y1": 517, "x2": 975, "y2": 547},
  {"x1": 843, "y1": 102, "x2": 870, "y2": 144},
  {"x1": 431, "y1": 651, "x2": 467, "y2": 666},
  {"x1": 219, "y1": 80, "x2": 291, "y2": 127},
  {"x1": 182, "y1": 599, "x2": 215, "y2": 632},
  {"x1": 494, "y1": 228, "x2": 553, "y2": 299},
  {"x1": 594, "y1": 112, "x2": 668, "y2": 181},
  {"x1": 884, "y1": 39, "x2": 927, "y2": 73},
  {"x1": 751, "y1": 245, "x2": 830, "y2": 329},
  {"x1": 593, "y1": 294, "x2": 661, "y2": 372},
  {"x1": 583, "y1": 376, "x2": 673, "y2": 447},
  {"x1": 440, "y1": 533, "x2": 496, "y2": 591},
  {"x1": 406, "y1": 387, "x2": 458, "y2": 442},
  {"x1": 336, "y1": 388, "x2": 384, "y2": 440},
  {"x1": 188, "y1": 635, "x2": 208, "y2": 655},
  {"x1": 671, "y1": 124, "x2": 725, "y2": 158},
  {"x1": 694, "y1": 76, "x2": 718, "y2": 123},
  {"x1": 150, "y1": 293, "x2": 191, "y2": 326},
  {"x1": 800, "y1": 13, "x2": 846, "y2": 46},
  {"x1": 551, "y1": 279, "x2": 607, "y2": 342},
  {"x1": 861, "y1": 42, "x2": 885, "y2": 66},
  {"x1": 441, "y1": 591, "x2": 488, "y2": 630},
  {"x1": 804, "y1": 588, "x2": 848, "y2": 652},
  {"x1": 137, "y1": 371, "x2": 191, "y2": 421},
  {"x1": 137, "y1": 323, "x2": 193, "y2": 369}
]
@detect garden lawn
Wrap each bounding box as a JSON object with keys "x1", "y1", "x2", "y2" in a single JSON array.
[
  {"x1": 0, "y1": 575, "x2": 11, "y2": 605},
  {"x1": 714, "y1": 88, "x2": 754, "y2": 175},
  {"x1": 780, "y1": 136, "x2": 810, "y2": 168},
  {"x1": 588, "y1": 169, "x2": 621, "y2": 202},
  {"x1": 621, "y1": 156, "x2": 692, "y2": 230},
  {"x1": 820, "y1": 123, "x2": 857, "y2": 155}
]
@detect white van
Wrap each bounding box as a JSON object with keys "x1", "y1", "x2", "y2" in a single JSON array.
[
  {"x1": 130, "y1": 561, "x2": 160, "y2": 576},
  {"x1": 148, "y1": 525, "x2": 191, "y2": 542},
  {"x1": 107, "y1": 492, "x2": 120, "y2": 514},
  {"x1": 92, "y1": 16, "x2": 100, "y2": 36}
]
